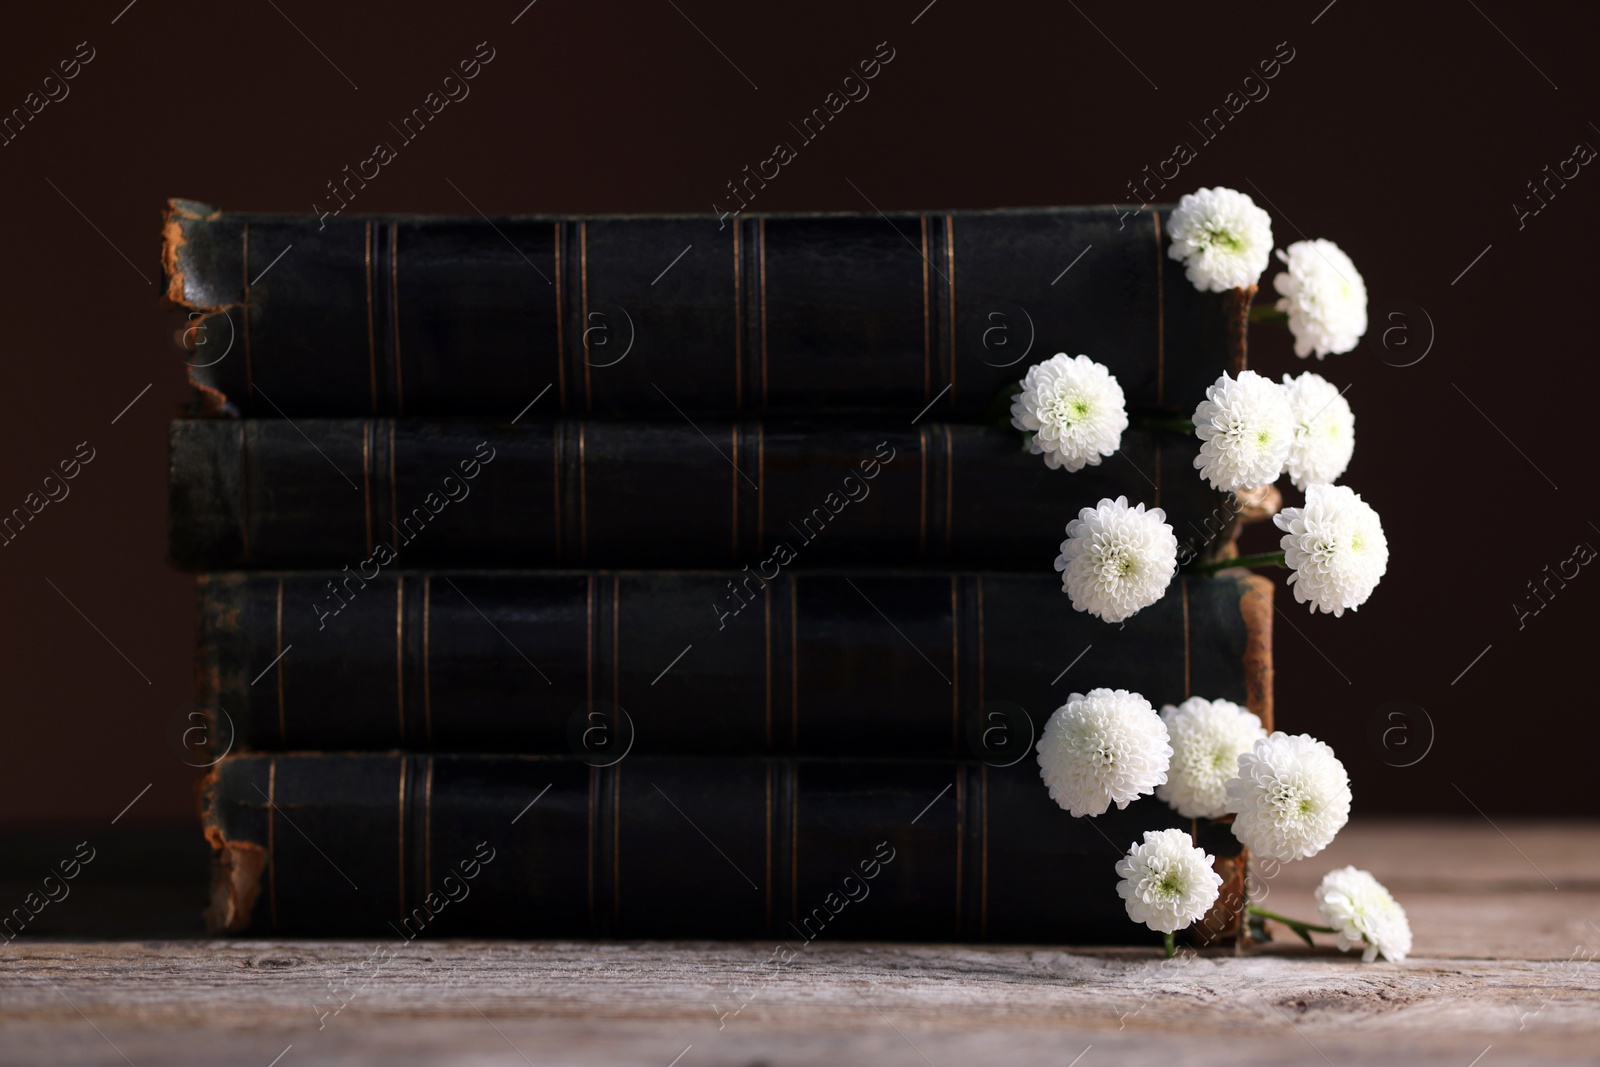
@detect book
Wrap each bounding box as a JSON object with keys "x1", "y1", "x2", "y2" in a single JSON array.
[
  {"x1": 168, "y1": 419, "x2": 1234, "y2": 571},
  {"x1": 200, "y1": 751, "x2": 1259, "y2": 942},
  {"x1": 196, "y1": 570, "x2": 1272, "y2": 755},
  {"x1": 162, "y1": 200, "x2": 1244, "y2": 419}
]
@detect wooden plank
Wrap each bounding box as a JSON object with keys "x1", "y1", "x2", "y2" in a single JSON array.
[{"x1": 0, "y1": 822, "x2": 1595, "y2": 1066}]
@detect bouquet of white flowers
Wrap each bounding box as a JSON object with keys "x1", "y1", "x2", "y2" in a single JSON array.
[{"x1": 1013, "y1": 187, "x2": 1406, "y2": 960}]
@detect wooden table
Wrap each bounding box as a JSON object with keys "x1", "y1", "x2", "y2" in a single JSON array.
[{"x1": 3, "y1": 821, "x2": 1597, "y2": 1066}]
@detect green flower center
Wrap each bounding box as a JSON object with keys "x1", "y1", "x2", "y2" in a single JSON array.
[
  {"x1": 1044, "y1": 391, "x2": 1093, "y2": 427},
  {"x1": 1204, "y1": 227, "x2": 1244, "y2": 254}
]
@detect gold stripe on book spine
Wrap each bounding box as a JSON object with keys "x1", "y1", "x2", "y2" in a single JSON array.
[
  {"x1": 580, "y1": 222, "x2": 591, "y2": 411},
  {"x1": 267, "y1": 756, "x2": 278, "y2": 932},
  {"x1": 732, "y1": 222, "x2": 742, "y2": 407},
  {"x1": 790, "y1": 576, "x2": 800, "y2": 749},
  {"x1": 758, "y1": 218, "x2": 769, "y2": 406},
  {"x1": 396, "y1": 757, "x2": 407, "y2": 921},
  {"x1": 954, "y1": 770, "x2": 964, "y2": 931},
  {"x1": 387, "y1": 420, "x2": 398, "y2": 560},
  {"x1": 945, "y1": 215, "x2": 956, "y2": 396},
  {"x1": 391, "y1": 222, "x2": 403, "y2": 414},
  {"x1": 552, "y1": 420, "x2": 563, "y2": 557},
  {"x1": 586, "y1": 765, "x2": 595, "y2": 929},
  {"x1": 943, "y1": 424, "x2": 954, "y2": 553},
  {"x1": 756, "y1": 424, "x2": 765, "y2": 556},
  {"x1": 950, "y1": 576, "x2": 959, "y2": 749},
  {"x1": 423, "y1": 577, "x2": 433, "y2": 748},
  {"x1": 553, "y1": 222, "x2": 565, "y2": 409},
  {"x1": 238, "y1": 423, "x2": 250, "y2": 561},
  {"x1": 789, "y1": 763, "x2": 799, "y2": 927},
  {"x1": 980, "y1": 764, "x2": 989, "y2": 938},
  {"x1": 424, "y1": 756, "x2": 434, "y2": 900},
  {"x1": 976, "y1": 576, "x2": 986, "y2": 707},
  {"x1": 361, "y1": 420, "x2": 373, "y2": 555},
  {"x1": 364, "y1": 221, "x2": 377, "y2": 414},
  {"x1": 585, "y1": 576, "x2": 594, "y2": 713},
  {"x1": 764, "y1": 575, "x2": 772, "y2": 751},
  {"x1": 578, "y1": 423, "x2": 588, "y2": 562},
  {"x1": 242, "y1": 222, "x2": 253, "y2": 401},
  {"x1": 730, "y1": 426, "x2": 739, "y2": 557},
  {"x1": 395, "y1": 580, "x2": 404, "y2": 744},
  {"x1": 275, "y1": 579, "x2": 285, "y2": 744},
  {"x1": 612, "y1": 765, "x2": 622, "y2": 928},
  {"x1": 920, "y1": 215, "x2": 931, "y2": 402},
  {"x1": 918, "y1": 425, "x2": 928, "y2": 556},
  {"x1": 764, "y1": 764, "x2": 773, "y2": 932},
  {"x1": 612, "y1": 575, "x2": 621, "y2": 712}
]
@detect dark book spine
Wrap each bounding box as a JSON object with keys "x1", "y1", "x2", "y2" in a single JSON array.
[
  {"x1": 161, "y1": 200, "x2": 1240, "y2": 419},
  {"x1": 197, "y1": 570, "x2": 1271, "y2": 756},
  {"x1": 168, "y1": 419, "x2": 1235, "y2": 571},
  {"x1": 200, "y1": 752, "x2": 1254, "y2": 942}
]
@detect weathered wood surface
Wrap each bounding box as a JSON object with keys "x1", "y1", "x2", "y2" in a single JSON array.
[{"x1": 1, "y1": 821, "x2": 1597, "y2": 1066}]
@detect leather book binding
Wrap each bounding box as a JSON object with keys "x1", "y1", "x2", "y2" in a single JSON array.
[
  {"x1": 168, "y1": 418, "x2": 1229, "y2": 571},
  {"x1": 200, "y1": 750, "x2": 1259, "y2": 943},
  {"x1": 162, "y1": 200, "x2": 1234, "y2": 419},
  {"x1": 197, "y1": 570, "x2": 1266, "y2": 756}
]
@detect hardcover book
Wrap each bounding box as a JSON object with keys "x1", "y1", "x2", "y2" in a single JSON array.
[
  {"x1": 168, "y1": 419, "x2": 1232, "y2": 571},
  {"x1": 201, "y1": 751, "x2": 1260, "y2": 943},
  {"x1": 162, "y1": 200, "x2": 1243, "y2": 419},
  {"x1": 197, "y1": 573, "x2": 1271, "y2": 942},
  {"x1": 197, "y1": 570, "x2": 1270, "y2": 755}
]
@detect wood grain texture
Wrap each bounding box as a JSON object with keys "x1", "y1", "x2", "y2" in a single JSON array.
[{"x1": 2, "y1": 822, "x2": 1596, "y2": 1065}]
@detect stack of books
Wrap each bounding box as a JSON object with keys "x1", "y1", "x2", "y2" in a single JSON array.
[{"x1": 164, "y1": 200, "x2": 1271, "y2": 943}]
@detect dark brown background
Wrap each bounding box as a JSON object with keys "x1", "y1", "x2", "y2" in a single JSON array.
[{"x1": 1, "y1": 0, "x2": 1594, "y2": 844}]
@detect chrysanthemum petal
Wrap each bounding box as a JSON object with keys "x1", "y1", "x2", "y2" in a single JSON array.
[
  {"x1": 1316, "y1": 866, "x2": 1411, "y2": 962},
  {"x1": 1115, "y1": 828, "x2": 1224, "y2": 933},
  {"x1": 1273, "y1": 484, "x2": 1388, "y2": 616},
  {"x1": 1225, "y1": 732, "x2": 1351, "y2": 861},
  {"x1": 1193, "y1": 370, "x2": 1294, "y2": 492},
  {"x1": 1037, "y1": 688, "x2": 1171, "y2": 817},
  {"x1": 1056, "y1": 496, "x2": 1178, "y2": 623},
  {"x1": 1010, "y1": 354, "x2": 1128, "y2": 472},
  {"x1": 1166, "y1": 187, "x2": 1274, "y2": 293},
  {"x1": 1157, "y1": 697, "x2": 1266, "y2": 819},
  {"x1": 1272, "y1": 239, "x2": 1368, "y2": 358}
]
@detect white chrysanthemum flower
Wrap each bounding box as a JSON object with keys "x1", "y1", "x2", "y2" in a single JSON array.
[
  {"x1": 1281, "y1": 371, "x2": 1355, "y2": 490},
  {"x1": 1274, "y1": 484, "x2": 1388, "y2": 617},
  {"x1": 1156, "y1": 697, "x2": 1267, "y2": 819},
  {"x1": 1192, "y1": 370, "x2": 1294, "y2": 491},
  {"x1": 1272, "y1": 239, "x2": 1368, "y2": 358},
  {"x1": 1010, "y1": 353, "x2": 1129, "y2": 472},
  {"x1": 1055, "y1": 496, "x2": 1178, "y2": 624},
  {"x1": 1315, "y1": 866, "x2": 1412, "y2": 962},
  {"x1": 1166, "y1": 187, "x2": 1274, "y2": 292},
  {"x1": 1037, "y1": 688, "x2": 1171, "y2": 817},
  {"x1": 1116, "y1": 828, "x2": 1224, "y2": 934},
  {"x1": 1225, "y1": 732, "x2": 1351, "y2": 862}
]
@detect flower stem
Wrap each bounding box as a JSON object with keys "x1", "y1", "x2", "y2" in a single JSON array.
[
  {"x1": 1248, "y1": 908, "x2": 1337, "y2": 934},
  {"x1": 1248, "y1": 905, "x2": 1336, "y2": 935},
  {"x1": 1191, "y1": 550, "x2": 1287, "y2": 575},
  {"x1": 1132, "y1": 415, "x2": 1198, "y2": 435},
  {"x1": 1248, "y1": 304, "x2": 1288, "y2": 325},
  {"x1": 1163, "y1": 931, "x2": 1176, "y2": 959}
]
